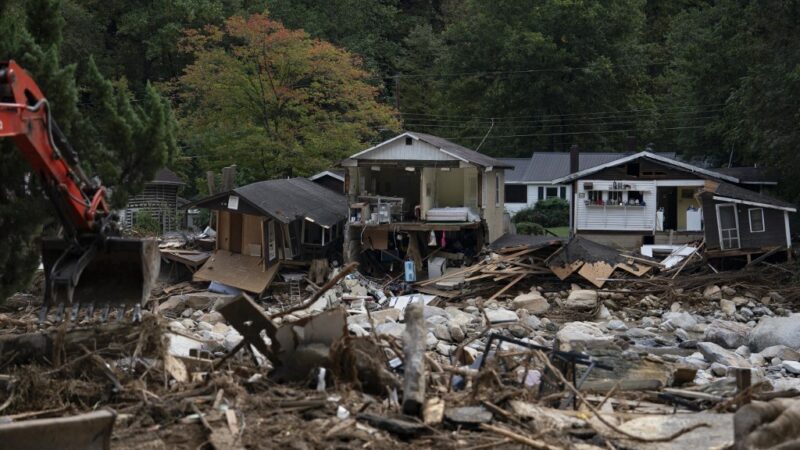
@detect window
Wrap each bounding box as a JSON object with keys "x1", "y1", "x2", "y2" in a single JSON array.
[
  {"x1": 495, "y1": 173, "x2": 500, "y2": 206},
  {"x1": 505, "y1": 185, "x2": 527, "y2": 203},
  {"x1": 748, "y1": 208, "x2": 765, "y2": 233},
  {"x1": 608, "y1": 191, "x2": 623, "y2": 205},
  {"x1": 587, "y1": 191, "x2": 603, "y2": 204},
  {"x1": 302, "y1": 221, "x2": 331, "y2": 246},
  {"x1": 627, "y1": 191, "x2": 644, "y2": 205},
  {"x1": 538, "y1": 186, "x2": 544, "y2": 200},
  {"x1": 405, "y1": 136, "x2": 413, "y2": 145},
  {"x1": 559, "y1": 187, "x2": 566, "y2": 199},
  {"x1": 545, "y1": 187, "x2": 558, "y2": 198}
]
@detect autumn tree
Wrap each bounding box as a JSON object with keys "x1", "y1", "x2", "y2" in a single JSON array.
[{"x1": 174, "y1": 13, "x2": 399, "y2": 183}]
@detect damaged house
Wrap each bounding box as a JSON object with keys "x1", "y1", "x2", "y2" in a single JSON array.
[
  {"x1": 121, "y1": 167, "x2": 184, "y2": 232},
  {"x1": 341, "y1": 131, "x2": 511, "y2": 276},
  {"x1": 190, "y1": 177, "x2": 348, "y2": 294},
  {"x1": 549, "y1": 150, "x2": 795, "y2": 258}
]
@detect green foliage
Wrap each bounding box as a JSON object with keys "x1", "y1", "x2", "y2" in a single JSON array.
[
  {"x1": 174, "y1": 12, "x2": 400, "y2": 183},
  {"x1": 515, "y1": 222, "x2": 546, "y2": 236},
  {"x1": 132, "y1": 210, "x2": 161, "y2": 235},
  {"x1": 513, "y1": 198, "x2": 569, "y2": 228},
  {"x1": 0, "y1": 0, "x2": 176, "y2": 301}
]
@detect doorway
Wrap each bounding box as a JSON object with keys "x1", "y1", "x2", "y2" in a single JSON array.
[
  {"x1": 716, "y1": 204, "x2": 740, "y2": 250},
  {"x1": 656, "y1": 187, "x2": 678, "y2": 230}
]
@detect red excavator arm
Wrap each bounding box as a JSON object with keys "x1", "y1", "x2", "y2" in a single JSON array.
[
  {"x1": 0, "y1": 60, "x2": 110, "y2": 235},
  {"x1": 0, "y1": 60, "x2": 159, "y2": 322}
]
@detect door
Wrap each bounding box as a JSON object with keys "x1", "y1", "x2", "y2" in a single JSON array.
[
  {"x1": 656, "y1": 187, "x2": 678, "y2": 230},
  {"x1": 716, "y1": 204, "x2": 740, "y2": 250}
]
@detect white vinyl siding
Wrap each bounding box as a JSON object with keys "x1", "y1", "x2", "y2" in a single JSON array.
[{"x1": 575, "y1": 180, "x2": 656, "y2": 231}]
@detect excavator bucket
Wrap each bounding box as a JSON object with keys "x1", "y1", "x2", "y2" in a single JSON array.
[{"x1": 40, "y1": 237, "x2": 160, "y2": 322}]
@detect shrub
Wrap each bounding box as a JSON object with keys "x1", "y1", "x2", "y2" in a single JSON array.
[
  {"x1": 515, "y1": 222, "x2": 546, "y2": 235},
  {"x1": 514, "y1": 198, "x2": 569, "y2": 228},
  {"x1": 133, "y1": 210, "x2": 161, "y2": 235}
]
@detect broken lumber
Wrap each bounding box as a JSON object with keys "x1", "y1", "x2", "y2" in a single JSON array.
[{"x1": 402, "y1": 301, "x2": 426, "y2": 416}]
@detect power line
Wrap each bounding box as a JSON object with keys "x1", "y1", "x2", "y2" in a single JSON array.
[
  {"x1": 386, "y1": 61, "x2": 670, "y2": 79},
  {"x1": 441, "y1": 125, "x2": 709, "y2": 139},
  {"x1": 401, "y1": 112, "x2": 723, "y2": 128}
]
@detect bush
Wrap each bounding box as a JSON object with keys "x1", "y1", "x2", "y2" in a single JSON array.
[
  {"x1": 515, "y1": 222, "x2": 546, "y2": 235},
  {"x1": 513, "y1": 198, "x2": 569, "y2": 228},
  {"x1": 133, "y1": 210, "x2": 161, "y2": 235}
]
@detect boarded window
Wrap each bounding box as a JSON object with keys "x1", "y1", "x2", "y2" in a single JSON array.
[
  {"x1": 505, "y1": 185, "x2": 527, "y2": 203},
  {"x1": 748, "y1": 208, "x2": 765, "y2": 233}
]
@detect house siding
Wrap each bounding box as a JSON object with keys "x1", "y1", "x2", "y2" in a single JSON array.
[
  {"x1": 574, "y1": 180, "x2": 656, "y2": 231},
  {"x1": 356, "y1": 138, "x2": 457, "y2": 162},
  {"x1": 701, "y1": 194, "x2": 788, "y2": 250}
]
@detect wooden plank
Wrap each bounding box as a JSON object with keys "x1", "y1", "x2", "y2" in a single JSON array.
[
  {"x1": 486, "y1": 273, "x2": 525, "y2": 302},
  {"x1": 615, "y1": 262, "x2": 651, "y2": 277}
]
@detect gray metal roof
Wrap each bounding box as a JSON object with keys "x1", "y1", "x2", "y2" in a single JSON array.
[
  {"x1": 149, "y1": 168, "x2": 184, "y2": 185},
  {"x1": 194, "y1": 178, "x2": 348, "y2": 226},
  {"x1": 711, "y1": 182, "x2": 796, "y2": 211},
  {"x1": 408, "y1": 132, "x2": 514, "y2": 169},
  {"x1": 521, "y1": 152, "x2": 678, "y2": 182},
  {"x1": 497, "y1": 158, "x2": 530, "y2": 182}
]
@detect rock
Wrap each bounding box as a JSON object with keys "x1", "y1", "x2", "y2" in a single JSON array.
[
  {"x1": 448, "y1": 324, "x2": 465, "y2": 342},
  {"x1": 181, "y1": 308, "x2": 194, "y2": 318},
  {"x1": 749, "y1": 315, "x2": 800, "y2": 352},
  {"x1": 782, "y1": 361, "x2": 800, "y2": 375},
  {"x1": 671, "y1": 302, "x2": 682, "y2": 312},
  {"x1": 508, "y1": 325, "x2": 528, "y2": 338},
  {"x1": 710, "y1": 362, "x2": 728, "y2": 377},
  {"x1": 444, "y1": 307, "x2": 474, "y2": 327},
  {"x1": 444, "y1": 406, "x2": 493, "y2": 426},
  {"x1": 423, "y1": 306, "x2": 448, "y2": 319},
  {"x1": 722, "y1": 286, "x2": 736, "y2": 297},
  {"x1": 180, "y1": 318, "x2": 195, "y2": 329},
  {"x1": 181, "y1": 291, "x2": 234, "y2": 310},
  {"x1": 435, "y1": 342, "x2": 453, "y2": 356},
  {"x1": 565, "y1": 290, "x2": 598, "y2": 308},
  {"x1": 485, "y1": 308, "x2": 519, "y2": 323},
  {"x1": 749, "y1": 353, "x2": 766, "y2": 366},
  {"x1": 626, "y1": 327, "x2": 655, "y2": 339},
  {"x1": 595, "y1": 305, "x2": 611, "y2": 320},
  {"x1": 199, "y1": 311, "x2": 224, "y2": 324},
  {"x1": 522, "y1": 314, "x2": 541, "y2": 330},
  {"x1": 736, "y1": 346, "x2": 751, "y2": 358},
  {"x1": 662, "y1": 311, "x2": 698, "y2": 330},
  {"x1": 349, "y1": 308, "x2": 401, "y2": 327},
  {"x1": 432, "y1": 324, "x2": 451, "y2": 341},
  {"x1": 197, "y1": 321, "x2": 214, "y2": 332},
  {"x1": 697, "y1": 342, "x2": 751, "y2": 368},
  {"x1": 732, "y1": 296, "x2": 749, "y2": 306},
  {"x1": 510, "y1": 292, "x2": 549, "y2": 314},
  {"x1": 212, "y1": 322, "x2": 229, "y2": 334},
  {"x1": 704, "y1": 320, "x2": 751, "y2": 349},
  {"x1": 607, "y1": 319, "x2": 628, "y2": 331},
  {"x1": 223, "y1": 330, "x2": 243, "y2": 351},
  {"x1": 556, "y1": 322, "x2": 613, "y2": 351},
  {"x1": 425, "y1": 332, "x2": 438, "y2": 350},
  {"x1": 675, "y1": 328, "x2": 691, "y2": 342},
  {"x1": 768, "y1": 291, "x2": 785, "y2": 303},
  {"x1": 375, "y1": 322, "x2": 405, "y2": 339},
  {"x1": 158, "y1": 295, "x2": 186, "y2": 313},
  {"x1": 720, "y1": 299, "x2": 736, "y2": 316},
  {"x1": 704, "y1": 285, "x2": 722, "y2": 300},
  {"x1": 759, "y1": 345, "x2": 800, "y2": 362}
]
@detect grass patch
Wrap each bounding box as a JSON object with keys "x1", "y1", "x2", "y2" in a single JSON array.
[{"x1": 546, "y1": 226, "x2": 570, "y2": 237}]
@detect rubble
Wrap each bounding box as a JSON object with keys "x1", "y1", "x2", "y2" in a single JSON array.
[{"x1": 2, "y1": 232, "x2": 800, "y2": 449}]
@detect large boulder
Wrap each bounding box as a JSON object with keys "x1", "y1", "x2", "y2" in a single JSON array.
[
  {"x1": 704, "y1": 285, "x2": 722, "y2": 300},
  {"x1": 662, "y1": 311, "x2": 698, "y2": 330},
  {"x1": 485, "y1": 308, "x2": 519, "y2": 324},
  {"x1": 697, "y1": 342, "x2": 751, "y2": 368},
  {"x1": 564, "y1": 290, "x2": 597, "y2": 308},
  {"x1": 704, "y1": 320, "x2": 751, "y2": 349},
  {"x1": 556, "y1": 321, "x2": 613, "y2": 351},
  {"x1": 511, "y1": 292, "x2": 550, "y2": 314},
  {"x1": 749, "y1": 315, "x2": 800, "y2": 352}
]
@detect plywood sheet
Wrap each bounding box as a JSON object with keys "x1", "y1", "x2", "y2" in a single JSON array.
[
  {"x1": 615, "y1": 262, "x2": 652, "y2": 277},
  {"x1": 577, "y1": 261, "x2": 616, "y2": 288},
  {"x1": 194, "y1": 250, "x2": 279, "y2": 293},
  {"x1": 549, "y1": 261, "x2": 584, "y2": 280},
  {"x1": 242, "y1": 214, "x2": 263, "y2": 252}
]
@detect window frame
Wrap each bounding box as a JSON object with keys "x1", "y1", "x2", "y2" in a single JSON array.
[{"x1": 748, "y1": 208, "x2": 765, "y2": 233}]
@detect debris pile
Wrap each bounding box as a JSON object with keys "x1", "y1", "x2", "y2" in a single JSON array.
[{"x1": 1, "y1": 234, "x2": 800, "y2": 449}]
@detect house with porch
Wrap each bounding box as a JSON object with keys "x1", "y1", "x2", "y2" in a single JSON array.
[
  {"x1": 500, "y1": 151, "x2": 676, "y2": 216},
  {"x1": 340, "y1": 131, "x2": 511, "y2": 275},
  {"x1": 550, "y1": 151, "x2": 795, "y2": 254}
]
